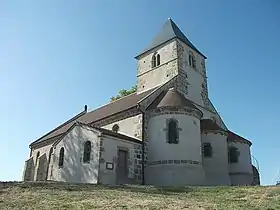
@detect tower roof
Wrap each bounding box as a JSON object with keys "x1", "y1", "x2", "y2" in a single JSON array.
[
  {"x1": 147, "y1": 88, "x2": 201, "y2": 112},
  {"x1": 136, "y1": 18, "x2": 206, "y2": 59}
]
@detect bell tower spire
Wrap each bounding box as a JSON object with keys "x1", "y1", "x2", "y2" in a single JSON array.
[{"x1": 135, "y1": 19, "x2": 208, "y2": 107}]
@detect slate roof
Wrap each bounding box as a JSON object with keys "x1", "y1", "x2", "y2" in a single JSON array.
[
  {"x1": 136, "y1": 18, "x2": 206, "y2": 59},
  {"x1": 200, "y1": 119, "x2": 225, "y2": 131},
  {"x1": 147, "y1": 88, "x2": 201, "y2": 112},
  {"x1": 30, "y1": 88, "x2": 156, "y2": 147}
]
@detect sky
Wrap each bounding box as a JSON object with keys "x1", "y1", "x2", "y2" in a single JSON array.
[{"x1": 1, "y1": 0, "x2": 279, "y2": 185}]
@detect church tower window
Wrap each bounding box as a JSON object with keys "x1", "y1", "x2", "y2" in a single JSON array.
[
  {"x1": 83, "y1": 141, "x2": 91, "y2": 163},
  {"x1": 58, "y1": 147, "x2": 64, "y2": 167},
  {"x1": 189, "y1": 52, "x2": 196, "y2": 69},
  {"x1": 167, "y1": 119, "x2": 179, "y2": 144},
  {"x1": 157, "y1": 54, "x2": 160, "y2": 66},
  {"x1": 228, "y1": 146, "x2": 240, "y2": 163},
  {"x1": 203, "y1": 143, "x2": 213, "y2": 157},
  {"x1": 152, "y1": 54, "x2": 156, "y2": 68},
  {"x1": 151, "y1": 52, "x2": 160, "y2": 68}
]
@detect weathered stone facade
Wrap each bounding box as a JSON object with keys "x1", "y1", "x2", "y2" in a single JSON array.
[{"x1": 23, "y1": 19, "x2": 257, "y2": 187}]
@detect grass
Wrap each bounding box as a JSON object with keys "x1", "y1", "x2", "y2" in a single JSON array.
[{"x1": 0, "y1": 182, "x2": 280, "y2": 210}]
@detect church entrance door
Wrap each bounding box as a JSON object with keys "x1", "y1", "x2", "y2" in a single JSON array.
[{"x1": 117, "y1": 149, "x2": 128, "y2": 184}]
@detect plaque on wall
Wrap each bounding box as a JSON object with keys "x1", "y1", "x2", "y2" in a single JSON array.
[{"x1": 106, "y1": 162, "x2": 114, "y2": 170}]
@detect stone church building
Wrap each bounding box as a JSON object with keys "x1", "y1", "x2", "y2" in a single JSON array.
[{"x1": 23, "y1": 19, "x2": 259, "y2": 186}]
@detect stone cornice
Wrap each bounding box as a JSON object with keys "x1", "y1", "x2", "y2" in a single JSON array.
[
  {"x1": 227, "y1": 138, "x2": 252, "y2": 147},
  {"x1": 148, "y1": 106, "x2": 203, "y2": 119},
  {"x1": 202, "y1": 130, "x2": 228, "y2": 136}
]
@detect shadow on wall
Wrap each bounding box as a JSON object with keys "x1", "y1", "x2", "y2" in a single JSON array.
[
  {"x1": 252, "y1": 165, "x2": 260, "y2": 186},
  {"x1": 37, "y1": 154, "x2": 48, "y2": 181},
  {"x1": 23, "y1": 158, "x2": 35, "y2": 181},
  {"x1": 59, "y1": 127, "x2": 98, "y2": 183}
]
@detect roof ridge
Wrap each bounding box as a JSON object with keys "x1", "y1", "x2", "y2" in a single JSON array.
[
  {"x1": 136, "y1": 19, "x2": 206, "y2": 59},
  {"x1": 29, "y1": 109, "x2": 87, "y2": 147}
]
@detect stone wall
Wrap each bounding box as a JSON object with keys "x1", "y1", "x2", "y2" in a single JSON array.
[
  {"x1": 98, "y1": 135, "x2": 142, "y2": 185},
  {"x1": 136, "y1": 40, "x2": 178, "y2": 93},
  {"x1": 51, "y1": 125, "x2": 100, "y2": 184}
]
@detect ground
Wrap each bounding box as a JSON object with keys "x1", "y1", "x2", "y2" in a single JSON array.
[{"x1": 0, "y1": 182, "x2": 279, "y2": 210}]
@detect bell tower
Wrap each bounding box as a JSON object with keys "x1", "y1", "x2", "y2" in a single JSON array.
[{"x1": 135, "y1": 18, "x2": 208, "y2": 107}]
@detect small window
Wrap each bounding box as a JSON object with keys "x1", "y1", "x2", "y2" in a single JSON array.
[
  {"x1": 152, "y1": 53, "x2": 160, "y2": 68},
  {"x1": 157, "y1": 54, "x2": 160, "y2": 66},
  {"x1": 228, "y1": 146, "x2": 239, "y2": 163},
  {"x1": 152, "y1": 54, "x2": 156, "y2": 68},
  {"x1": 167, "y1": 119, "x2": 179, "y2": 144},
  {"x1": 83, "y1": 141, "x2": 91, "y2": 163},
  {"x1": 112, "y1": 124, "x2": 119, "y2": 133},
  {"x1": 58, "y1": 147, "x2": 64, "y2": 167},
  {"x1": 203, "y1": 143, "x2": 213, "y2": 158},
  {"x1": 189, "y1": 52, "x2": 196, "y2": 69}
]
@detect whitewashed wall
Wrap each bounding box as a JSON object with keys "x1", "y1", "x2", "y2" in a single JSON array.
[
  {"x1": 98, "y1": 135, "x2": 142, "y2": 185},
  {"x1": 202, "y1": 133, "x2": 230, "y2": 185},
  {"x1": 146, "y1": 113, "x2": 205, "y2": 186},
  {"x1": 228, "y1": 142, "x2": 253, "y2": 185},
  {"x1": 137, "y1": 40, "x2": 178, "y2": 93},
  {"x1": 51, "y1": 125, "x2": 100, "y2": 184},
  {"x1": 102, "y1": 114, "x2": 142, "y2": 139}
]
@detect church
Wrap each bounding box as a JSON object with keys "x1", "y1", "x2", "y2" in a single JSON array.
[{"x1": 23, "y1": 19, "x2": 260, "y2": 186}]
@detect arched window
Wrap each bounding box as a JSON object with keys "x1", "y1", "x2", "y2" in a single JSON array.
[
  {"x1": 112, "y1": 124, "x2": 119, "y2": 133},
  {"x1": 203, "y1": 143, "x2": 213, "y2": 158},
  {"x1": 228, "y1": 146, "x2": 239, "y2": 163},
  {"x1": 167, "y1": 119, "x2": 179, "y2": 144},
  {"x1": 83, "y1": 141, "x2": 91, "y2": 163},
  {"x1": 35, "y1": 151, "x2": 40, "y2": 166},
  {"x1": 152, "y1": 54, "x2": 156, "y2": 68},
  {"x1": 157, "y1": 54, "x2": 160, "y2": 66},
  {"x1": 58, "y1": 147, "x2": 64, "y2": 167},
  {"x1": 189, "y1": 52, "x2": 196, "y2": 69}
]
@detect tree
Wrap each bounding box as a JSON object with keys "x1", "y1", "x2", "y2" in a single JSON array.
[{"x1": 110, "y1": 85, "x2": 137, "y2": 102}]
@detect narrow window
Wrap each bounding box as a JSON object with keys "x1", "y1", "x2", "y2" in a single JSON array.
[
  {"x1": 112, "y1": 124, "x2": 119, "y2": 133},
  {"x1": 189, "y1": 54, "x2": 193, "y2": 67},
  {"x1": 156, "y1": 54, "x2": 160, "y2": 66},
  {"x1": 35, "y1": 151, "x2": 40, "y2": 166},
  {"x1": 58, "y1": 147, "x2": 64, "y2": 167},
  {"x1": 228, "y1": 146, "x2": 239, "y2": 163},
  {"x1": 83, "y1": 141, "x2": 91, "y2": 163},
  {"x1": 167, "y1": 119, "x2": 179, "y2": 144},
  {"x1": 192, "y1": 56, "x2": 196, "y2": 69},
  {"x1": 203, "y1": 143, "x2": 213, "y2": 158},
  {"x1": 189, "y1": 52, "x2": 196, "y2": 69},
  {"x1": 152, "y1": 54, "x2": 156, "y2": 68}
]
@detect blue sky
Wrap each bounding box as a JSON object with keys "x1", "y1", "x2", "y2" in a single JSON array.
[{"x1": 1, "y1": 1, "x2": 279, "y2": 185}]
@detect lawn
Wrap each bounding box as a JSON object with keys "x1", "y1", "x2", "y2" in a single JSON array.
[{"x1": 0, "y1": 182, "x2": 279, "y2": 209}]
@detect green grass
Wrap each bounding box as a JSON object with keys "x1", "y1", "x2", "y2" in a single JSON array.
[{"x1": 0, "y1": 182, "x2": 280, "y2": 209}]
